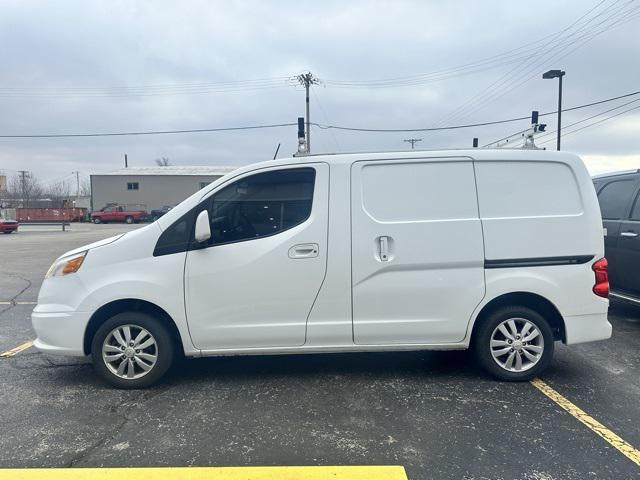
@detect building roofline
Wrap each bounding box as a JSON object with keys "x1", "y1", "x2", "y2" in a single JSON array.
[{"x1": 93, "y1": 166, "x2": 237, "y2": 176}]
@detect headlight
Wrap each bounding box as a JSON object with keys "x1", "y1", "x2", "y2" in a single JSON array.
[{"x1": 45, "y1": 251, "x2": 87, "y2": 278}]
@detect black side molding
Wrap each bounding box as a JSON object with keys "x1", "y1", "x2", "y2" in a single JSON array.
[{"x1": 484, "y1": 255, "x2": 594, "y2": 269}]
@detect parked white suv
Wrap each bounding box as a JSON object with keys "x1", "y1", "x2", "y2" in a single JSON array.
[{"x1": 32, "y1": 150, "x2": 611, "y2": 388}]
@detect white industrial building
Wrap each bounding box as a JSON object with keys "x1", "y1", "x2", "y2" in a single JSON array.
[{"x1": 90, "y1": 166, "x2": 236, "y2": 212}]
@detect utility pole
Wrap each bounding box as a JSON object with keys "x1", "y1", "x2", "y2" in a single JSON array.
[
  {"x1": 18, "y1": 170, "x2": 28, "y2": 207},
  {"x1": 404, "y1": 138, "x2": 422, "y2": 149},
  {"x1": 73, "y1": 171, "x2": 80, "y2": 200},
  {"x1": 296, "y1": 72, "x2": 320, "y2": 153}
]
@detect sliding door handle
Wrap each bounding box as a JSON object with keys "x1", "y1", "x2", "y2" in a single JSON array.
[
  {"x1": 378, "y1": 236, "x2": 390, "y2": 261},
  {"x1": 621, "y1": 231, "x2": 639, "y2": 238}
]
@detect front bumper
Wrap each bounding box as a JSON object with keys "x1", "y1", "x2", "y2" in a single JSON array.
[{"x1": 31, "y1": 307, "x2": 91, "y2": 356}]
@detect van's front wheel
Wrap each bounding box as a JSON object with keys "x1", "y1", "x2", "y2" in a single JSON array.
[
  {"x1": 473, "y1": 306, "x2": 554, "y2": 381},
  {"x1": 91, "y1": 312, "x2": 174, "y2": 389}
]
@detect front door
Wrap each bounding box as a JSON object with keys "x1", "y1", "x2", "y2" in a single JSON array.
[
  {"x1": 351, "y1": 158, "x2": 485, "y2": 345},
  {"x1": 185, "y1": 164, "x2": 329, "y2": 350}
]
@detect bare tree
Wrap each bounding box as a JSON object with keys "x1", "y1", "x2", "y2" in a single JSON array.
[
  {"x1": 80, "y1": 177, "x2": 91, "y2": 196},
  {"x1": 155, "y1": 157, "x2": 171, "y2": 166},
  {"x1": 45, "y1": 180, "x2": 72, "y2": 208},
  {"x1": 8, "y1": 172, "x2": 43, "y2": 207}
]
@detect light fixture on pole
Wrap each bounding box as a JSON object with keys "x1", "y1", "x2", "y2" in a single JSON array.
[{"x1": 542, "y1": 69, "x2": 565, "y2": 151}]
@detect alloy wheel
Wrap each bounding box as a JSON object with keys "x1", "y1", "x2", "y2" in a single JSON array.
[
  {"x1": 102, "y1": 324, "x2": 158, "y2": 380},
  {"x1": 490, "y1": 318, "x2": 544, "y2": 372}
]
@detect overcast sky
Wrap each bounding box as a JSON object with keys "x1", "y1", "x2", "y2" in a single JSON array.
[{"x1": 0, "y1": 0, "x2": 638, "y2": 189}]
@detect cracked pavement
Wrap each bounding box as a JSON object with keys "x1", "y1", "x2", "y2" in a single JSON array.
[{"x1": 0, "y1": 224, "x2": 639, "y2": 479}]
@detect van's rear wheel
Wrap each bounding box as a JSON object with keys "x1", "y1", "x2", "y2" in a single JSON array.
[
  {"x1": 473, "y1": 306, "x2": 554, "y2": 381},
  {"x1": 91, "y1": 312, "x2": 174, "y2": 389}
]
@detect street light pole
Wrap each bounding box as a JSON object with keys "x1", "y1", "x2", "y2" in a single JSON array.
[{"x1": 542, "y1": 69, "x2": 565, "y2": 151}]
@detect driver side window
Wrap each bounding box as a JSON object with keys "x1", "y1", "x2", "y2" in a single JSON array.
[{"x1": 206, "y1": 167, "x2": 316, "y2": 246}]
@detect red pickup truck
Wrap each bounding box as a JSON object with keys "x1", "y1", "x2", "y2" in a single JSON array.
[{"x1": 91, "y1": 205, "x2": 147, "y2": 224}]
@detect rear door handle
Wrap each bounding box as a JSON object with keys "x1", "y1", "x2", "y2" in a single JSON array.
[
  {"x1": 621, "y1": 231, "x2": 639, "y2": 238},
  {"x1": 288, "y1": 243, "x2": 319, "y2": 259}
]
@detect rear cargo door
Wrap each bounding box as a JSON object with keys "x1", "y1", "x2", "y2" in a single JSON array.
[{"x1": 351, "y1": 158, "x2": 485, "y2": 345}]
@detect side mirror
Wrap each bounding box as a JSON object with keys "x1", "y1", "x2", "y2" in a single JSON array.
[{"x1": 194, "y1": 210, "x2": 211, "y2": 243}]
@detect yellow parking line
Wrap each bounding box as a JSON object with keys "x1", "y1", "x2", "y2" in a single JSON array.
[
  {"x1": 531, "y1": 378, "x2": 640, "y2": 466},
  {"x1": 0, "y1": 341, "x2": 33, "y2": 358},
  {"x1": 0, "y1": 465, "x2": 408, "y2": 480}
]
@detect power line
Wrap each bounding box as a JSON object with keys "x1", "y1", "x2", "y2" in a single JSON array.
[
  {"x1": 484, "y1": 94, "x2": 640, "y2": 146},
  {"x1": 322, "y1": 0, "x2": 613, "y2": 89},
  {"x1": 538, "y1": 103, "x2": 640, "y2": 145},
  {"x1": 0, "y1": 77, "x2": 294, "y2": 98},
  {"x1": 314, "y1": 90, "x2": 640, "y2": 133},
  {"x1": 437, "y1": 0, "x2": 637, "y2": 125},
  {"x1": 0, "y1": 123, "x2": 297, "y2": 138},
  {"x1": 0, "y1": 91, "x2": 638, "y2": 139},
  {"x1": 436, "y1": 0, "x2": 640, "y2": 127},
  {"x1": 537, "y1": 97, "x2": 640, "y2": 140}
]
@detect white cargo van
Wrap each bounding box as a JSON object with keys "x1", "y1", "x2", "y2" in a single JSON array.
[{"x1": 32, "y1": 150, "x2": 611, "y2": 388}]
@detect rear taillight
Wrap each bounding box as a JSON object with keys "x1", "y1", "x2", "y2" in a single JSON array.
[{"x1": 592, "y1": 258, "x2": 609, "y2": 298}]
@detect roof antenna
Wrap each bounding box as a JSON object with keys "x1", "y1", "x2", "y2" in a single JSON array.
[{"x1": 273, "y1": 143, "x2": 281, "y2": 160}]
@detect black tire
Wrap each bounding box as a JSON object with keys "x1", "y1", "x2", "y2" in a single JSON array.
[
  {"x1": 91, "y1": 312, "x2": 175, "y2": 389},
  {"x1": 472, "y1": 306, "x2": 554, "y2": 381},
  {"x1": 93, "y1": 217, "x2": 102, "y2": 224},
  {"x1": 125, "y1": 216, "x2": 134, "y2": 224},
  {"x1": 3, "y1": 231, "x2": 12, "y2": 234}
]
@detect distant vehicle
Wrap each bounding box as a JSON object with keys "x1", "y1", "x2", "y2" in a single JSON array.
[
  {"x1": 32, "y1": 150, "x2": 610, "y2": 388},
  {"x1": 0, "y1": 218, "x2": 18, "y2": 234},
  {"x1": 593, "y1": 169, "x2": 640, "y2": 305},
  {"x1": 150, "y1": 206, "x2": 173, "y2": 221},
  {"x1": 91, "y1": 205, "x2": 147, "y2": 224}
]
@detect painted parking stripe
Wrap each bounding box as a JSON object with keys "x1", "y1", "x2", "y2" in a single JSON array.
[
  {"x1": 0, "y1": 465, "x2": 408, "y2": 480},
  {"x1": 531, "y1": 378, "x2": 640, "y2": 466},
  {"x1": 0, "y1": 301, "x2": 37, "y2": 305},
  {"x1": 0, "y1": 341, "x2": 33, "y2": 357}
]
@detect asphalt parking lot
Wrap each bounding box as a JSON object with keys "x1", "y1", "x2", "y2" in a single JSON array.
[{"x1": 0, "y1": 224, "x2": 638, "y2": 479}]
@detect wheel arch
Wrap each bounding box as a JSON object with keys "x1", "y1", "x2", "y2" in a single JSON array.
[
  {"x1": 83, "y1": 298, "x2": 184, "y2": 356},
  {"x1": 470, "y1": 292, "x2": 566, "y2": 343}
]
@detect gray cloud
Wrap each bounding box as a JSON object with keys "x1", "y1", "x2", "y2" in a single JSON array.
[{"x1": 0, "y1": 0, "x2": 638, "y2": 184}]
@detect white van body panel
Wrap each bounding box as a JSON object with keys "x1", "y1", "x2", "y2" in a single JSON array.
[
  {"x1": 351, "y1": 158, "x2": 485, "y2": 344},
  {"x1": 32, "y1": 149, "x2": 611, "y2": 360},
  {"x1": 33, "y1": 223, "x2": 198, "y2": 356}
]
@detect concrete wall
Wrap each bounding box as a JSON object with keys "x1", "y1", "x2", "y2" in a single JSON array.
[{"x1": 90, "y1": 174, "x2": 223, "y2": 211}]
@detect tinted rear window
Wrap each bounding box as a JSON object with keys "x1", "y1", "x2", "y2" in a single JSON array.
[{"x1": 597, "y1": 179, "x2": 636, "y2": 220}]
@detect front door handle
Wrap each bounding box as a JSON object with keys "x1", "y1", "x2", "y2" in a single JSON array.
[
  {"x1": 621, "y1": 231, "x2": 639, "y2": 238},
  {"x1": 288, "y1": 243, "x2": 319, "y2": 259}
]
